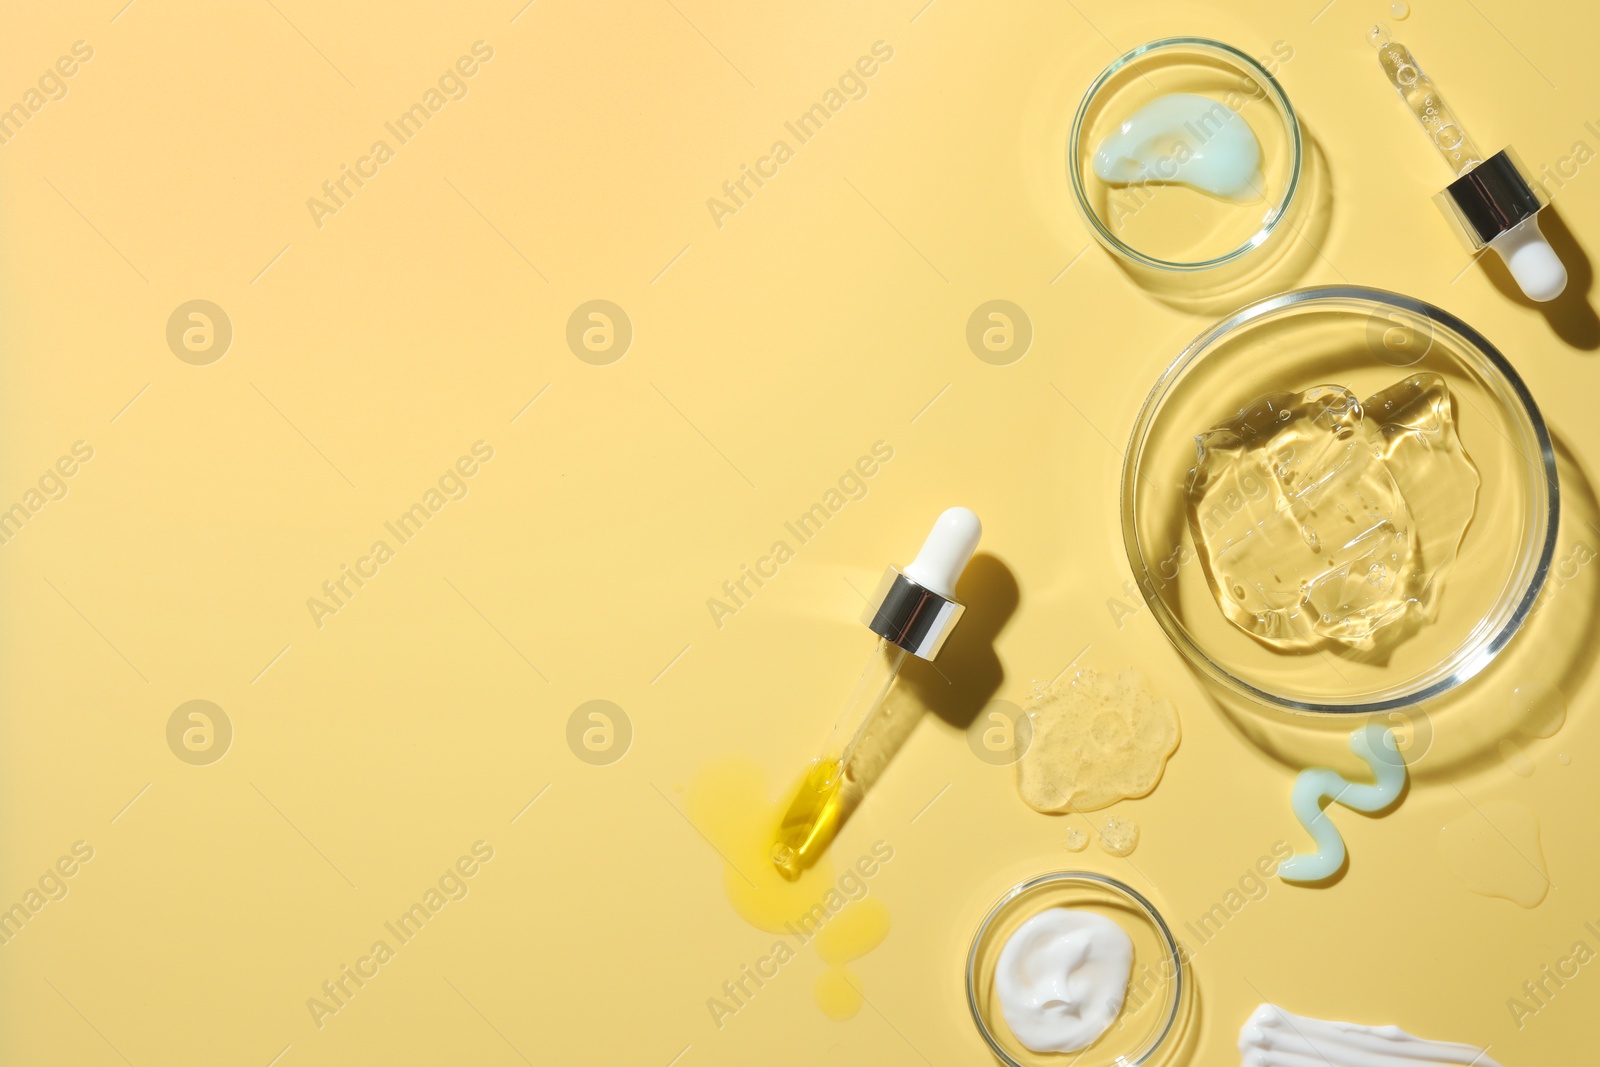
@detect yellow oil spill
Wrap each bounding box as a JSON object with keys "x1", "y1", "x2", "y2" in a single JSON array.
[
  {"x1": 1438, "y1": 799, "x2": 1549, "y2": 908},
  {"x1": 688, "y1": 756, "x2": 892, "y2": 1019},
  {"x1": 815, "y1": 897, "x2": 890, "y2": 963},
  {"x1": 687, "y1": 756, "x2": 840, "y2": 931},
  {"x1": 814, "y1": 967, "x2": 863, "y2": 1020},
  {"x1": 811, "y1": 898, "x2": 890, "y2": 1021}
]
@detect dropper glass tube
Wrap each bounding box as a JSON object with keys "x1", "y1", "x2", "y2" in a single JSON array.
[
  {"x1": 769, "y1": 507, "x2": 982, "y2": 881},
  {"x1": 769, "y1": 638, "x2": 908, "y2": 878},
  {"x1": 1369, "y1": 24, "x2": 1483, "y2": 176},
  {"x1": 1368, "y1": 23, "x2": 1567, "y2": 301}
]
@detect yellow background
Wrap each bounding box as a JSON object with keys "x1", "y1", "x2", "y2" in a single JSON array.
[{"x1": 3, "y1": 0, "x2": 1598, "y2": 1064}]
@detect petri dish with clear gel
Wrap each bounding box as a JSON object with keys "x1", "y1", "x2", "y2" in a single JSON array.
[
  {"x1": 966, "y1": 872, "x2": 1185, "y2": 1067},
  {"x1": 1122, "y1": 286, "x2": 1559, "y2": 714},
  {"x1": 1070, "y1": 38, "x2": 1302, "y2": 271}
]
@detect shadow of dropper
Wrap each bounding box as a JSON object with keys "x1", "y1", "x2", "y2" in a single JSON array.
[
  {"x1": 1476, "y1": 207, "x2": 1600, "y2": 351},
  {"x1": 901, "y1": 552, "x2": 1020, "y2": 731}
]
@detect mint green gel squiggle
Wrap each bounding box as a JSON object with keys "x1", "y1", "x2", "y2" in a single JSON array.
[{"x1": 1279, "y1": 724, "x2": 1406, "y2": 883}]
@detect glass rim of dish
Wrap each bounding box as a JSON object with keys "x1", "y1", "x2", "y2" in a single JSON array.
[
  {"x1": 1068, "y1": 35, "x2": 1304, "y2": 272},
  {"x1": 1121, "y1": 284, "x2": 1561, "y2": 714},
  {"x1": 965, "y1": 870, "x2": 1184, "y2": 1067}
]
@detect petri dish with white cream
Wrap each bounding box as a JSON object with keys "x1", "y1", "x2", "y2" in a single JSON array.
[{"x1": 967, "y1": 872, "x2": 1186, "y2": 1067}]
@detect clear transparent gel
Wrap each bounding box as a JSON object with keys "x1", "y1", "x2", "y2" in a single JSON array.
[
  {"x1": 1016, "y1": 667, "x2": 1179, "y2": 814},
  {"x1": 1186, "y1": 373, "x2": 1479, "y2": 651}
]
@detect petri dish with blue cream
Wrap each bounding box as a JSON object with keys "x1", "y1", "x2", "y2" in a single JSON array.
[{"x1": 1070, "y1": 37, "x2": 1302, "y2": 272}]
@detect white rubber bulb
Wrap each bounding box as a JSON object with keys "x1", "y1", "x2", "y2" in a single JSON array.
[
  {"x1": 903, "y1": 507, "x2": 982, "y2": 599},
  {"x1": 1489, "y1": 215, "x2": 1568, "y2": 302}
]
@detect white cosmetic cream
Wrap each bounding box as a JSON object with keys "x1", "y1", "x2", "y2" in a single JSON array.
[
  {"x1": 1093, "y1": 93, "x2": 1263, "y2": 200},
  {"x1": 994, "y1": 908, "x2": 1133, "y2": 1053},
  {"x1": 1239, "y1": 1004, "x2": 1504, "y2": 1067}
]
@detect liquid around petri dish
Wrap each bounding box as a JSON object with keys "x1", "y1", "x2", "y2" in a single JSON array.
[
  {"x1": 1016, "y1": 667, "x2": 1180, "y2": 814},
  {"x1": 1187, "y1": 374, "x2": 1479, "y2": 652},
  {"x1": 1512, "y1": 684, "x2": 1567, "y2": 738},
  {"x1": 1497, "y1": 738, "x2": 1535, "y2": 777},
  {"x1": 1438, "y1": 799, "x2": 1548, "y2": 908}
]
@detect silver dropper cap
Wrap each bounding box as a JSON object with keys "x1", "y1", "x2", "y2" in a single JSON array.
[
  {"x1": 1433, "y1": 147, "x2": 1546, "y2": 251},
  {"x1": 859, "y1": 507, "x2": 981, "y2": 660}
]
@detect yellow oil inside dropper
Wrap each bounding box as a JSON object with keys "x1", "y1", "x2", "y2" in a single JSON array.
[
  {"x1": 770, "y1": 759, "x2": 847, "y2": 876},
  {"x1": 771, "y1": 639, "x2": 908, "y2": 877},
  {"x1": 770, "y1": 507, "x2": 982, "y2": 880}
]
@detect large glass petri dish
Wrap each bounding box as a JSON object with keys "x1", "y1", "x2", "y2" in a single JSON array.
[{"x1": 1122, "y1": 286, "x2": 1558, "y2": 713}]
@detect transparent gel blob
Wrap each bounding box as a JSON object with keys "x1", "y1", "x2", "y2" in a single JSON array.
[
  {"x1": 1098, "y1": 816, "x2": 1140, "y2": 857},
  {"x1": 1186, "y1": 373, "x2": 1479, "y2": 651},
  {"x1": 1016, "y1": 668, "x2": 1180, "y2": 814}
]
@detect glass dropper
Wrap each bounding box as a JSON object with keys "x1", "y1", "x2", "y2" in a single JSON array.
[
  {"x1": 1369, "y1": 23, "x2": 1568, "y2": 302},
  {"x1": 770, "y1": 507, "x2": 982, "y2": 880},
  {"x1": 1369, "y1": 23, "x2": 1483, "y2": 176}
]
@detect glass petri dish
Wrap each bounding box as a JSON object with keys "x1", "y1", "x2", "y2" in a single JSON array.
[
  {"x1": 966, "y1": 872, "x2": 1184, "y2": 1067},
  {"x1": 1069, "y1": 37, "x2": 1302, "y2": 271},
  {"x1": 1122, "y1": 286, "x2": 1559, "y2": 713}
]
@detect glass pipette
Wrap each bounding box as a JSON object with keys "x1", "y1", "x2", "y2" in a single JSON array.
[
  {"x1": 1369, "y1": 24, "x2": 1567, "y2": 301},
  {"x1": 770, "y1": 507, "x2": 982, "y2": 880}
]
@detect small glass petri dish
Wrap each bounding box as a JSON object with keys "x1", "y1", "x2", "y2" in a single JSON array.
[
  {"x1": 1069, "y1": 37, "x2": 1302, "y2": 271},
  {"x1": 966, "y1": 872, "x2": 1184, "y2": 1067},
  {"x1": 1122, "y1": 286, "x2": 1559, "y2": 713}
]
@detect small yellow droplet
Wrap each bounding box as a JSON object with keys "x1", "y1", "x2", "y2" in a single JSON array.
[
  {"x1": 814, "y1": 966, "x2": 864, "y2": 1020},
  {"x1": 1390, "y1": 1, "x2": 1410, "y2": 17}
]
